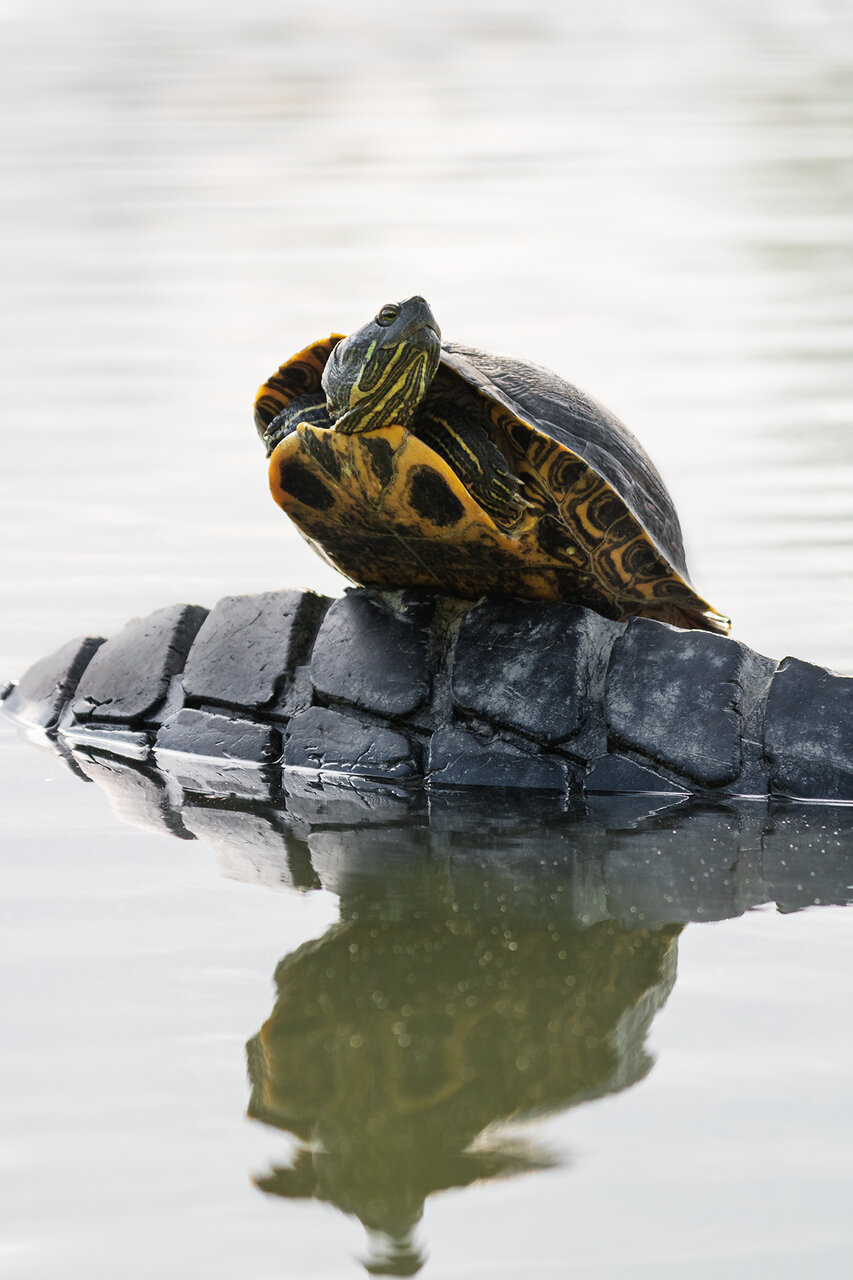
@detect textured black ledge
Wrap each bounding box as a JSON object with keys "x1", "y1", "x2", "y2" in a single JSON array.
[{"x1": 3, "y1": 587, "x2": 852, "y2": 801}]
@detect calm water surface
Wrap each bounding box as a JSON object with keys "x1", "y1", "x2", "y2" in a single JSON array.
[{"x1": 1, "y1": 1, "x2": 852, "y2": 1276}]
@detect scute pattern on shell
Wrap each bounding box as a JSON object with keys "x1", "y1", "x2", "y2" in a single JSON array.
[
  {"x1": 254, "y1": 336, "x2": 343, "y2": 433},
  {"x1": 257, "y1": 334, "x2": 729, "y2": 633}
]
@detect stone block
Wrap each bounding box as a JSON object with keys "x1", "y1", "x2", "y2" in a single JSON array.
[
  {"x1": 182, "y1": 589, "x2": 328, "y2": 714},
  {"x1": 284, "y1": 706, "x2": 421, "y2": 781},
  {"x1": 584, "y1": 753, "x2": 688, "y2": 795},
  {"x1": 59, "y1": 715, "x2": 151, "y2": 761},
  {"x1": 427, "y1": 724, "x2": 570, "y2": 791},
  {"x1": 765, "y1": 657, "x2": 853, "y2": 800},
  {"x1": 155, "y1": 708, "x2": 281, "y2": 800},
  {"x1": 309, "y1": 590, "x2": 433, "y2": 718},
  {"x1": 451, "y1": 598, "x2": 591, "y2": 743},
  {"x1": 155, "y1": 707, "x2": 281, "y2": 765},
  {"x1": 72, "y1": 603, "x2": 208, "y2": 725},
  {"x1": 605, "y1": 618, "x2": 746, "y2": 786},
  {"x1": 4, "y1": 635, "x2": 105, "y2": 728}
]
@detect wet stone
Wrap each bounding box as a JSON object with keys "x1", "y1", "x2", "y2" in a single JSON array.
[
  {"x1": 72, "y1": 603, "x2": 208, "y2": 725},
  {"x1": 309, "y1": 590, "x2": 433, "y2": 718},
  {"x1": 3, "y1": 634, "x2": 105, "y2": 729},
  {"x1": 284, "y1": 706, "x2": 422, "y2": 781},
  {"x1": 584, "y1": 753, "x2": 688, "y2": 795},
  {"x1": 59, "y1": 714, "x2": 152, "y2": 761},
  {"x1": 451, "y1": 598, "x2": 590, "y2": 743},
  {"x1": 765, "y1": 657, "x2": 853, "y2": 801},
  {"x1": 604, "y1": 618, "x2": 746, "y2": 787},
  {"x1": 427, "y1": 724, "x2": 571, "y2": 792},
  {"x1": 182, "y1": 589, "x2": 329, "y2": 714},
  {"x1": 155, "y1": 707, "x2": 281, "y2": 765}
]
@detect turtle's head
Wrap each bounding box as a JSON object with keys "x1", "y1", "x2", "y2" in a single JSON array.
[{"x1": 321, "y1": 296, "x2": 442, "y2": 434}]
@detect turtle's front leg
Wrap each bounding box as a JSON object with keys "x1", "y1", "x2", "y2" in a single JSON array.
[
  {"x1": 258, "y1": 393, "x2": 331, "y2": 457},
  {"x1": 411, "y1": 398, "x2": 527, "y2": 525}
]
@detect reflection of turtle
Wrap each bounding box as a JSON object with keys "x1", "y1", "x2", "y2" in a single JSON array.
[
  {"x1": 256, "y1": 296, "x2": 728, "y2": 632},
  {"x1": 247, "y1": 880, "x2": 680, "y2": 1276}
]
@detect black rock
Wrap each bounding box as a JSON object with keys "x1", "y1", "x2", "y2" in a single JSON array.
[
  {"x1": 72, "y1": 603, "x2": 208, "y2": 725},
  {"x1": 156, "y1": 707, "x2": 281, "y2": 765},
  {"x1": 451, "y1": 598, "x2": 595, "y2": 743},
  {"x1": 765, "y1": 657, "x2": 853, "y2": 801},
  {"x1": 310, "y1": 591, "x2": 433, "y2": 718},
  {"x1": 3, "y1": 634, "x2": 105, "y2": 728},
  {"x1": 604, "y1": 618, "x2": 748, "y2": 786},
  {"x1": 584, "y1": 753, "x2": 688, "y2": 795},
  {"x1": 284, "y1": 706, "x2": 422, "y2": 781},
  {"x1": 155, "y1": 708, "x2": 281, "y2": 800},
  {"x1": 7, "y1": 587, "x2": 853, "y2": 801},
  {"x1": 182, "y1": 589, "x2": 329, "y2": 715},
  {"x1": 427, "y1": 724, "x2": 571, "y2": 792},
  {"x1": 58, "y1": 720, "x2": 152, "y2": 760}
]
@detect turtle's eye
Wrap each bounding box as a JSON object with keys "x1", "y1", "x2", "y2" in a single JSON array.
[{"x1": 375, "y1": 303, "x2": 401, "y2": 327}]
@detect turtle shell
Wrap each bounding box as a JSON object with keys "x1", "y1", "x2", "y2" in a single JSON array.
[{"x1": 255, "y1": 336, "x2": 729, "y2": 634}]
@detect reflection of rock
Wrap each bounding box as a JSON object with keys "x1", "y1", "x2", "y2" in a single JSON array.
[
  {"x1": 71, "y1": 749, "x2": 192, "y2": 840},
  {"x1": 6, "y1": 727, "x2": 851, "y2": 1276},
  {"x1": 181, "y1": 803, "x2": 318, "y2": 891},
  {"x1": 247, "y1": 870, "x2": 680, "y2": 1275},
  {"x1": 18, "y1": 729, "x2": 853, "y2": 922}
]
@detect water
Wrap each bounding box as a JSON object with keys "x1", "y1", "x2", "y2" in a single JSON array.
[{"x1": 1, "y1": 1, "x2": 852, "y2": 1276}]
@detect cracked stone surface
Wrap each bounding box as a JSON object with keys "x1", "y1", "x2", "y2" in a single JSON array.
[
  {"x1": 4, "y1": 586, "x2": 852, "y2": 799},
  {"x1": 284, "y1": 705, "x2": 422, "y2": 780},
  {"x1": 72, "y1": 603, "x2": 208, "y2": 724},
  {"x1": 427, "y1": 724, "x2": 570, "y2": 791},
  {"x1": 765, "y1": 657, "x2": 853, "y2": 800},
  {"x1": 182, "y1": 589, "x2": 329, "y2": 713},
  {"x1": 3, "y1": 634, "x2": 105, "y2": 728},
  {"x1": 156, "y1": 707, "x2": 281, "y2": 765},
  {"x1": 309, "y1": 591, "x2": 434, "y2": 718},
  {"x1": 604, "y1": 619, "x2": 748, "y2": 786},
  {"x1": 451, "y1": 598, "x2": 592, "y2": 743},
  {"x1": 584, "y1": 753, "x2": 689, "y2": 795}
]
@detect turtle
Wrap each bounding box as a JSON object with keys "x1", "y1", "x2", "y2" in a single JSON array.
[{"x1": 254, "y1": 296, "x2": 729, "y2": 633}]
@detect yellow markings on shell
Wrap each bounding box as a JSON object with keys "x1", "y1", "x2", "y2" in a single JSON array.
[
  {"x1": 254, "y1": 335, "x2": 342, "y2": 424},
  {"x1": 266, "y1": 382, "x2": 729, "y2": 632},
  {"x1": 268, "y1": 424, "x2": 570, "y2": 597},
  {"x1": 279, "y1": 424, "x2": 502, "y2": 531}
]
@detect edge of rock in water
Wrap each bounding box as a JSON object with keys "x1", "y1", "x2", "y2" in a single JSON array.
[{"x1": 3, "y1": 586, "x2": 852, "y2": 803}]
